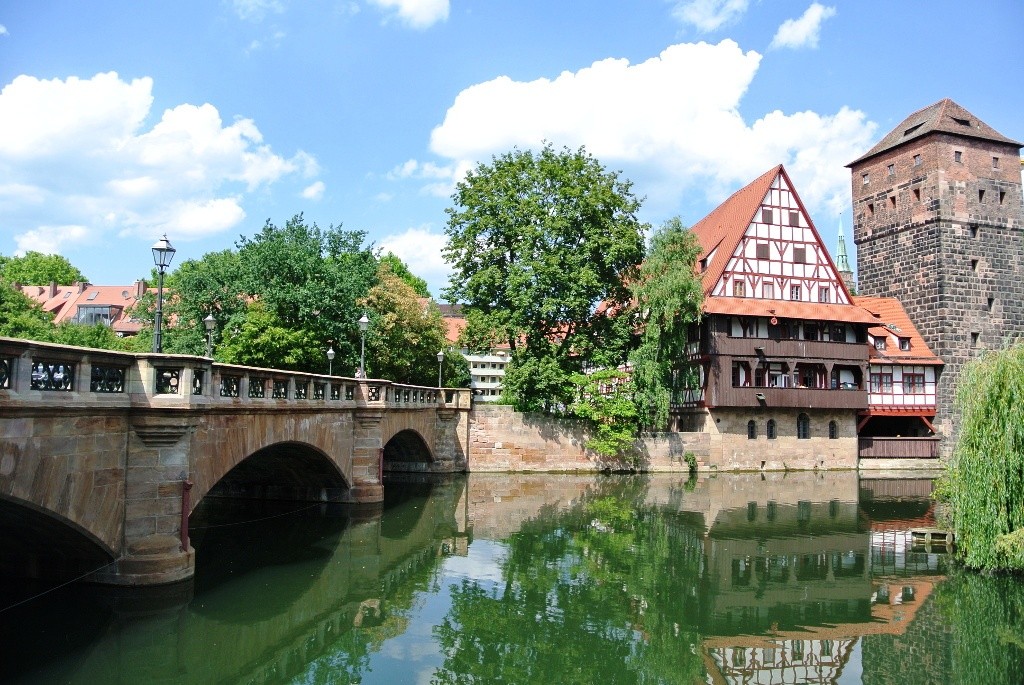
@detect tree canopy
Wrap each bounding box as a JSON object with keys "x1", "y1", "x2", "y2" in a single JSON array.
[
  {"x1": 380, "y1": 253, "x2": 430, "y2": 298},
  {"x1": 443, "y1": 143, "x2": 646, "y2": 412},
  {"x1": 0, "y1": 251, "x2": 88, "y2": 286},
  {"x1": 628, "y1": 217, "x2": 704, "y2": 428}
]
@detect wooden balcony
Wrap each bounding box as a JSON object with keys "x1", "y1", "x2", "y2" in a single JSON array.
[
  {"x1": 709, "y1": 335, "x2": 869, "y2": 363},
  {"x1": 708, "y1": 384, "x2": 868, "y2": 410},
  {"x1": 858, "y1": 436, "x2": 941, "y2": 459}
]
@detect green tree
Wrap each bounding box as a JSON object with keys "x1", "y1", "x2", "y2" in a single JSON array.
[
  {"x1": 215, "y1": 300, "x2": 319, "y2": 369},
  {"x1": 0, "y1": 280, "x2": 55, "y2": 340},
  {"x1": 568, "y1": 369, "x2": 640, "y2": 461},
  {"x1": 629, "y1": 217, "x2": 704, "y2": 429},
  {"x1": 360, "y1": 263, "x2": 450, "y2": 384},
  {"x1": 942, "y1": 342, "x2": 1024, "y2": 570},
  {"x1": 380, "y1": 252, "x2": 431, "y2": 297},
  {"x1": 443, "y1": 144, "x2": 646, "y2": 413},
  {"x1": 158, "y1": 249, "x2": 246, "y2": 358},
  {"x1": 0, "y1": 251, "x2": 88, "y2": 285}
]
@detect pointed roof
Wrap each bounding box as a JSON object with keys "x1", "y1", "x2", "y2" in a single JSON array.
[
  {"x1": 835, "y1": 218, "x2": 852, "y2": 273},
  {"x1": 848, "y1": 98, "x2": 1021, "y2": 166},
  {"x1": 691, "y1": 164, "x2": 781, "y2": 294}
]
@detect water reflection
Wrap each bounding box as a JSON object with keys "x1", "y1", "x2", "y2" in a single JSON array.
[{"x1": 1, "y1": 471, "x2": 1022, "y2": 684}]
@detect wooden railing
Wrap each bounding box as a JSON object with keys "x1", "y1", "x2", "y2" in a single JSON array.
[{"x1": 858, "y1": 436, "x2": 941, "y2": 459}]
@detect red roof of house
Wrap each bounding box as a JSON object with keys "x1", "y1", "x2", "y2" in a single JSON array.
[
  {"x1": 853, "y1": 296, "x2": 942, "y2": 366},
  {"x1": 703, "y1": 296, "x2": 883, "y2": 324},
  {"x1": 18, "y1": 281, "x2": 146, "y2": 334}
]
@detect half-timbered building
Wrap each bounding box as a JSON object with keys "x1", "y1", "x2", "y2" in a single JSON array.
[
  {"x1": 853, "y1": 296, "x2": 943, "y2": 459},
  {"x1": 677, "y1": 165, "x2": 881, "y2": 469}
]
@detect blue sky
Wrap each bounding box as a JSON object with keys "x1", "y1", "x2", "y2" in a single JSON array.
[{"x1": 2, "y1": 1, "x2": 1022, "y2": 297}]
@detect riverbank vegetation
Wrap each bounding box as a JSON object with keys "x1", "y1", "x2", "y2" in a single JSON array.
[{"x1": 940, "y1": 342, "x2": 1024, "y2": 571}]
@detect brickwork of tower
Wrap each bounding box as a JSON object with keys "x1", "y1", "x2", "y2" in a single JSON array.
[{"x1": 849, "y1": 100, "x2": 1024, "y2": 451}]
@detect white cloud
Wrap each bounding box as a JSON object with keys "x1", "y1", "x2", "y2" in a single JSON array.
[
  {"x1": 770, "y1": 3, "x2": 836, "y2": 50},
  {"x1": 0, "y1": 71, "x2": 316, "y2": 248},
  {"x1": 301, "y1": 180, "x2": 325, "y2": 200},
  {"x1": 14, "y1": 225, "x2": 91, "y2": 256},
  {"x1": 425, "y1": 40, "x2": 876, "y2": 218},
  {"x1": 0, "y1": 24, "x2": 9, "y2": 36},
  {"x1": 368, "y1": 0, "x2": 449, "y2": 29},
  {"x1": 232, "y1": 0, "x2": 285, "y2": 22},
  {"x1": 379, "y1": 225, "x2": 451, "y2": 295},
  {"x1": 671, "y1": 0, "x2": 749, "y2": 32}
]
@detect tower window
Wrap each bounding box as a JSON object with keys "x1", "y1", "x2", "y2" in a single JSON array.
[
  {"x1": 972, "y1": 332, "x2": 980, "y2": 347},
  {"x1": 913, "y1": 154, "x2": 922, "y2": 166},
  {"x1": 889, "y1": 195, "x2": 896, "y2": 208},
  {"x1": 862, "y1": 173, "x2": 869, "y2": 185},
  {"x1": 979, "y1": 189, "x2": 986, "y2": 202},
  {"x1": 1000, "y1": 191, "x2": 1007, "y2": 205},
  {"x1": 828, "y1": 421, "x2": 838, "y2": 440},
  {"x1": 867, "y1": 202, "x2": 874, "y2": 216},
  {"x1": 971, "y1": 259, "x2": 978, "y2": 272},
  {"x1": 767, "y1": 419, "x2": 777, "y2": 440},
  {"x1": 762, "y1": 208, "x2": 774, "y2": 224},
  {"x1": 970, "y1": 224, "x2": 979, "y2": 238},
  {"x1": 790, "y1": 285, "x2": 802, "y2": 301},
  {"x1": 913, "y1": 188, "x2": 921, "y2": 201},
  {"x1": 954, "y1": 150, "x2": 963, "y2": 163},
  {"x1": 747, "y1": 420, "x2": 757, "y2": 440},
  {"x1": 988, "y1": 297, "x2": 994, "y2": 311},
  {"x1": 887, "y1": 164, "x2": 895, "y2": 176},
  {"x1": 992, "y1": 156, "x2": 1000, "y2": 169}
]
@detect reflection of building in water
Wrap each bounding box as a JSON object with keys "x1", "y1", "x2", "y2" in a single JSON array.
[
  {"x1": 706, "y1": 639, "x2": 857, "y2": 684},
  {"x1": 859, "y1": 478, "x2": 949, "y2": 577}
]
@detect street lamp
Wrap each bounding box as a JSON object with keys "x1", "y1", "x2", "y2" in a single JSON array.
[
  {"x1": 437, "y1": 349, "x2": 445, "y2": 388},
  {"x1": 358, "y1": 313, "x2": 369, "y2": 378},
  {"x1": 203, "y1": 313, "x2": 216, "y2": 357},
  {"x1": 151, "y1": 234, "x2": 176, "y2": 353},
  {"x1": 327, "y1": 346, "x2": 335, "y2": 376}
]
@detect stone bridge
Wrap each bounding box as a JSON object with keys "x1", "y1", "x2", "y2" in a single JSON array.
[{"x1": 0, "y1": 337, "x2": 471, "y2": 586}]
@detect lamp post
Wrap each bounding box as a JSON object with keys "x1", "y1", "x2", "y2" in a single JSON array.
[
  {"x1": 203, "y1": 313, "x2": 216, "y2": 357},
  {"x1": 358, "y1": 313, "x2": 369, "y2": 378},
  {"x1": 437, "y1": 349, "x2": 445, "y2": 388},
  {"x1": 327, "y1": 346, "x2": 335, "y2": 376},
  {"x1": 151, "y1": 234, "x2": 176, "y2": 353}
]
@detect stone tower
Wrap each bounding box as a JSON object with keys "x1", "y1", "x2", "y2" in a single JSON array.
[{"x1": 848, "y1": 99, "x2": 1024, "y2": 447}]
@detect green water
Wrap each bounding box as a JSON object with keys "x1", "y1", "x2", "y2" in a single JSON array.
[{"x1": 2, "y1": 472, "x2": 1022, "y2": 684}]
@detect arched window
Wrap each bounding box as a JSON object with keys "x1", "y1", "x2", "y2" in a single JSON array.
[
  {"x1": 747, "y1": 420, "x2": 757, "y2": 439},
  {"x1": 797, "y1": 413, "x2": 810, "y2": 439},
  {"x1": 767, "y1": 419, "x2": 777, "y2": 440},
  {"x1": 828, "y1": 420, "x2": 838, "y2": 439}
]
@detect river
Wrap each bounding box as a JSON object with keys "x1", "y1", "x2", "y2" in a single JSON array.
[{"x1": 2, "y1": 471, "x2": 1022, "y2": 684}]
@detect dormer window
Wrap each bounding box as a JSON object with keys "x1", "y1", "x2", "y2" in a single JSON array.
[
  {"x1": 899, "y1": 337, "x2": 911, "y2": 351},
  {"x1": 874, "y1": 337, "x2": 886, "y2": 350},
  {"x1": 699, "y1": 257, "x2": 708, "y2": 272}
]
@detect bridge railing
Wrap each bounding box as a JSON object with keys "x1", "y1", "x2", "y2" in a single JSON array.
[{"x1": 1, "y1": 337, "x2": 471, "y2": 411}]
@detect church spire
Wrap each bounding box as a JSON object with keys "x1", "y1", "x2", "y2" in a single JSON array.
[{"x1": 835, "y1": 217, "x2": 856, "y2": 293}]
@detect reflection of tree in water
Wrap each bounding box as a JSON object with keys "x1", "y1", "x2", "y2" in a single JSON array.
[{"x1": 432, "y1": 485, "x2": 707, "y2": 685}]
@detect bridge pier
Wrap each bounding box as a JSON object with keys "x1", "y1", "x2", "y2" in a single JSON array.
[
  {"x1": 93, "y1": 412, "x2": 197, "y2": 586},
  {"x1": 350, "y1": 409, "x2": 385, "y2": 503}
]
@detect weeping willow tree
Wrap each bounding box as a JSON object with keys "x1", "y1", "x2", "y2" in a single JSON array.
[{"x1": 944, "y1": 342, "x2": 1024, "y2": 570}]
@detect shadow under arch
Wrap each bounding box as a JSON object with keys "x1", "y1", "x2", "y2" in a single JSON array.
[
  {"x1": 0, "y1": 494, "x2": 115, "y2": 586},
  {"x1": 202, "y1": 440, "x2": 351, "y2": 504},
  {"x1": 383, "y1": 429, "x2": 434, "y2": 468}
]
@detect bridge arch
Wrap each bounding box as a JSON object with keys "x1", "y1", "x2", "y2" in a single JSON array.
[
  {"x1": 383, "y1": 429, "x2": 435, "y2": 468},
  {"x1": 0, "y1": 494, "x2": 116, "y2": 582},
  {"x1": 200, "y1": 441, "x2": 351, "y2": 505}
]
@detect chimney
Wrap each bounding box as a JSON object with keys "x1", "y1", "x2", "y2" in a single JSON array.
[
  {"x1": 135, "y1": 280, "x2": 146, "y2": 298},
  {"x1": 49, "y1": 281, "x2": 58, "y2": 298}
]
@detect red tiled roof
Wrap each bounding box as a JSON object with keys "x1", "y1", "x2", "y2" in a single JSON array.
[
  {"x1": 19, "y1": 281, "x2": 146, "y2": 334},
  {"x1": 703, "y1": 296, "x2": 883, "y2": 324},
  {"x1": 692, "y1": 165, "x2": 781, "y2": 294},
  {"x1": 848, "y1": 98, "x2": 1021, "y2": 166},
  {"x1": 853, "y1": 296, "x2": 942, "y2": 366}
]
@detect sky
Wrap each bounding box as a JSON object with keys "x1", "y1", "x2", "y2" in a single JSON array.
[{"x1": 2, "y1": 0, "x2": 1022, "y2": 298}]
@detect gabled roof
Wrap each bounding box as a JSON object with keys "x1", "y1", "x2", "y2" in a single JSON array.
[
  {"x1": 848, "y1": 98, "x2": 1021, "y2": 166},
  {"x1": 691, "y1": 165, "x2": 780, "y2": 295},
  {"x1": 18, "y1": 281, "x2": 146, "y2": 333},
  {"x1": 854, "y1": 296, "x2": 942, "y2": 366}
]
